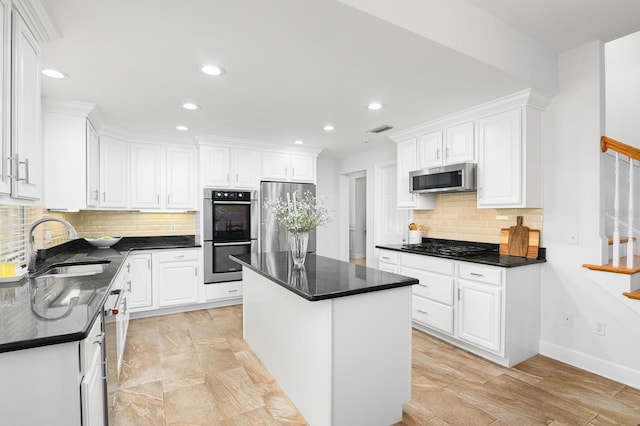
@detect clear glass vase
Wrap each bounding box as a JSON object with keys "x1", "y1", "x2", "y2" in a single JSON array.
[{"x1": 288, "y1": 231, "x2": 309, "y2": 268}]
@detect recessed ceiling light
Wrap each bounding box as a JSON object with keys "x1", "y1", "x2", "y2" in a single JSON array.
[
  {"x1": 182, "y1": 102, "x2": 199, "y2": 110},
  {"x1": 367, "y1": 102, "x2": 383, "y2": 110},
  {"x1": 41, "y1": 69, "x2": 66, "y2": 79},
  {"x1": 294, "y1": 140, "x2": 304, "y2": 145},
  {"x1": 176, "y1": 125, "x2": 189, "y2": 131},
  {"x1": 201, "y1": 64, "x2": 225, "y2": 76},
  {"x1": 323, "y1": 125, "x2": 335, "y2": 131}
]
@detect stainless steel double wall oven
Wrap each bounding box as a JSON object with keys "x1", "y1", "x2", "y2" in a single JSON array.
[{"x1": 203, "y1": 189, "x2": 258, "y2": 283}]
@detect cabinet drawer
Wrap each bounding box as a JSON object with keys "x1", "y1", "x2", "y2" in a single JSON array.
[
  {"x1": 205, "y1": 281, "x2": 243, "y2": 301},
  {"x1": 402, "y1": 265, "x2": 454, "y2": 305},
  {"x1": 459, "y1": 263, "x2": 502, "y2": 286},
  {"x1": 401, "y1": 253, "x2": 454, "y2": 275},
  {"x1": 378, "y1": 250, "x2": 398, "y2": 264},
  {"x1": 378, "y1": 263, "x2": 397, "y2": 274},
  {"x1": 412, "y1": 295, "x2": 454, "y2": 334},
  {"x1": 155, "y1": 249, "x2": 199, "y2": 262},
  {"x1": 80, "y1": 314, "x2": 103, "y2": 374}
]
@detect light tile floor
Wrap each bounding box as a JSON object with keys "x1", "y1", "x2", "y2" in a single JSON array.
[{"x1": 113, "y1": 305, "x2": 640, "y2": 425}]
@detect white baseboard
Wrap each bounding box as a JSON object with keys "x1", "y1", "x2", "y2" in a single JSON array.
[{"x1": 539, "y1": 340, "x2": 640, "y2": 389}]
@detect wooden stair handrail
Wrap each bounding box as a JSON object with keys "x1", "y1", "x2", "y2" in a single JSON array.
[{"x1": 601, "y1": 136, "x2": 640, "y2": 161}]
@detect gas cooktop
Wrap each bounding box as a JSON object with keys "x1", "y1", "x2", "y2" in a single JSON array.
[{"x1": 401, "y1": 242, "x2": 489, "y2": 257}]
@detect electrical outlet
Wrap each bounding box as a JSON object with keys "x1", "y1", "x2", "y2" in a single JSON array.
[
  {"x1": 562, "y1": 312, "x2": 573, "y2": 327},
  {"x1": 594, "y1": 321, "x2": 606, "y2": 336},
  {"x1": 169, "y1": 225, "x2": 176, "y2": 232}
]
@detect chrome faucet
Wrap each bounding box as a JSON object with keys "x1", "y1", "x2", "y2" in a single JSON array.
[{"x1": 27, "y1": 217, "x2": 78, "y2": 272}]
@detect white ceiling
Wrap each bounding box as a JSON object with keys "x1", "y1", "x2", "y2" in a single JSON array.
[{"x1": 40, "y1": 0, "x2": 640, "y2": 158}]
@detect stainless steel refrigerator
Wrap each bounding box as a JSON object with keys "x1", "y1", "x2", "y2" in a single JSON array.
[{"x1": 260, "y1": 181, "x2": 317, "y2": 253}]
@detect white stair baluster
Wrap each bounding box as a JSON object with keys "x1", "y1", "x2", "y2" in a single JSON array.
[
  {"x1": 628, "y1": 157, "x2": 634, "y2": 269},
  {"x1": 613, "y1": 152, "x2": 620, "y2": 267}
]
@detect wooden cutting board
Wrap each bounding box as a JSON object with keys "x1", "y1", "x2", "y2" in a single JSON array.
[
  {"x1": 508, "y1": 216, "x2": 529, "y2": 257},
  {"x1": 500, "y1": 224, "x2": 540, "y2": 258}
]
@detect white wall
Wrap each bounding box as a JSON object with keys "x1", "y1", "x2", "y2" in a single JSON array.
[
  {"x1": 316, "y1": 156, "x2": 341, "y2": 259},
  {"x1": 540, "y1": 41, "x2": 640, "y2": 388},
  {"x1": 606, "y1": 30, "x2": 640, "y2": 147}
]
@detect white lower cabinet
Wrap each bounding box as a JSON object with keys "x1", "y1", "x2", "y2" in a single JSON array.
[
  {"x1": 377, "y1": 249, "x2": 398, "y2": 273},
  {"x1": 204, "y1": 280, "x2": 243, "y2": 301},
  {"x1": 381, "y1": 249, "x2": 540, "y2": 367},
  {"x1": 155, "y1": 249, "x2": 199, "y2": 308},
  {"x1": 80, "y1": 315, "x2": 106, "y2": 426},
  {"x1": 457, "y1": 274, "x2": 502, "y2": 353},
  {"x1": 127, "y1": 253, "x2": 153, "y2": 311},
  {"x1": 0, "y1": 313, "x2": 105, "y2": 425}
]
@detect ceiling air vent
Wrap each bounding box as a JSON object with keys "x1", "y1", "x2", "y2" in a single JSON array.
[{"x1": 367, "y1": 124, "x2": 394, "y2": 134}]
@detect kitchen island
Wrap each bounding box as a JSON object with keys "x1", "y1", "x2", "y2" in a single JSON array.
[{"x1": 230, "y1": 252, "x2": 418, "y2": 426}]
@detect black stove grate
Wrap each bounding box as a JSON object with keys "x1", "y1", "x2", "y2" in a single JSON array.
[{"x1": 401, "y1": 242, "x2": 488, "y2": 257}]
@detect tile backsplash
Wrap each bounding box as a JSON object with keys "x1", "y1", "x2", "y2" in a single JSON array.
[
  {"x1": 50, "y1": 210, "x2": 197, "y2": 239},
  {"x1": 412, "y1": 192, "x2": 543, "y2": 244}
]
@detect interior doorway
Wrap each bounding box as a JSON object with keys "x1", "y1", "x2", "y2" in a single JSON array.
[{"x1": 348, "y1": 171, "x2": 367, "y2": 266}]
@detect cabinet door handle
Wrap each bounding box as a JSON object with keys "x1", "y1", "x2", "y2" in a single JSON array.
[
  {"x1": 436, "y1": 148, "x2": 440, "y2": 160},
  {"x1": 458, "y1": 288, "x2": 462, "y2": 300},
  {"x1": 22, "y1": 157, "x2": 30, "y2": 183},
  {"x1": 174, "y1": 254, "x2": 185, "y2": 258},
  {"x1": 236, "y1": 173, "x2": 238, "y2": 183},
  {"x1": 381, "y1": 256, "x2": 390, "y2": 260},
  {"x1": 417, "y1": 309, "x2": 428, "y2": 315},
  {"x1": 127, "y1": 280, "x2": 132, "y2": 292},
  {"x1": 418, "y1": 283, "x2": 428, "y2": 288},
  {"x1": 292, "y1": 168, "x2": 295, "y2": 176},
  {"x1": 167, "y1": 195, "x2": 170, "y2": 204},
  {"x1": 93, "y1": 332, "x2": 105, "y2": 345},
  {"x1": 469, "y1": 272, "x2": 484, "y2": 277},
  {"x1": 195, "y1": 267, "x2": 198, "y2": 276},
  {"x1": 93, "y1": 189, "x2": 99, "y2": 201},
  {"x1": 148, "y1": 259, "x2": 151, "y2": 269},
  {"x1": 102, "y1": 192, "x2": 106, "y2": 202},
  {"x1": 228, "y1": 289, "x2": 238, "y2": 293}
]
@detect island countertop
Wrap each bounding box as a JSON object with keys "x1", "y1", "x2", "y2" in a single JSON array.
[{"x1": 230, "y1": 252, "x2": 418, "y2": 301}]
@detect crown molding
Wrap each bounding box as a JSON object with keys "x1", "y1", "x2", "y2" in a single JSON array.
[
  {"x1": 389, "y1": 88, "x2": 554, "y2": 142},
  {"x1": 100, "y1": 126, "x2": 197, "y2": 147},
  {"x1": 12, "y1": 0, "x2": 61, "y2": 43},
  {"x1": 196, "y1": 134, "x2": 323, "y2": 156},
  {"x1": 43, "y1": 98, "x2": 96, "y2": 116}
]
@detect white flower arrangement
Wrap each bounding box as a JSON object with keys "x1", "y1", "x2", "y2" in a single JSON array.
[{"x1": 264, "y1": 191, "x2": 332, "y2": 234}]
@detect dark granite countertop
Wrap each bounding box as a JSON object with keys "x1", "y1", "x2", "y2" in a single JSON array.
[
  {"x1": 376, "y1": 238, "x2": 546, "y2": 268},
  {"x1": 0, "y1": 236, "x2": 199, "y2": 354},
  {"x1": 230, "y1": 252, "x2": 418, "y2": 301}
]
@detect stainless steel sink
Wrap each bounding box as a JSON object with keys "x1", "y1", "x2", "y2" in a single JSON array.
[{"x1": 41, "y1": 262, "x2": 110, "y2": 278}]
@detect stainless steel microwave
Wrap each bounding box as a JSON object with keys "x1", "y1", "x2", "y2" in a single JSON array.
[{"x1": 409, "y1": 163, "x2": 476, "y2": 193}]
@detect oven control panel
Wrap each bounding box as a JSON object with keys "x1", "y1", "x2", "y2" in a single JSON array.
[{"x1": 209, "y1": 191, "x2": 252, "y2": 201}]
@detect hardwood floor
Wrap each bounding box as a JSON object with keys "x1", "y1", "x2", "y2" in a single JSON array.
[
  {"x1": 349, "y1": 257, "x2": 366, "y2": 266},
  {"x1": 114, "y1": 306, "x2": 640, "y2": 425}
]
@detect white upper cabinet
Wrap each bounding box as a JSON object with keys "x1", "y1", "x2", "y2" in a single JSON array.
[
  {"x1": 477, "y1": 107, "x2": 543, "y2": 208},
  {"x1": 86, "y1": 120, "x2": 100, "y2": 207},
  {"x1": 10, "y1": 9, "x2": 40, "y2": 200},
  {"x1": 392, "y1": 89, "x2": 550, "y2": 210},
  {"x1": 397, "y1": 138, "x2": 435, "y2": 210},
  {"x1": 417, "y1": 122, "x2": 474, "y2": 169},
  {"x1": 166, "y1": 146, "x2": 195, "y2": 208},
  {"x1": 201, "y1": 145, "x2": 229, "y2": 187},
  {"x1": 262, "y1": 151, "x2": 315, "y2": 182},
  {"x1": 417, "y1": 131, "x2": 443, "y2": 169},
  {"x1": 130, "y1": 143, "x2": 196, "y2": 210},
  {"x1": 0, "y1": 0, "x2": 9, "y2": 195},
  {"x1": 99, "y1": 136, "x2": 128, "y2": 208},
  {"x1": 201, "y1": 145, "x2": 260, "y2": 189},
  {"x1": 444, "y1": 122, "x2": 475, "y2": 165},
  {"x1": 130, "y1": 143, "x2": 162, "y2": 209}
]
